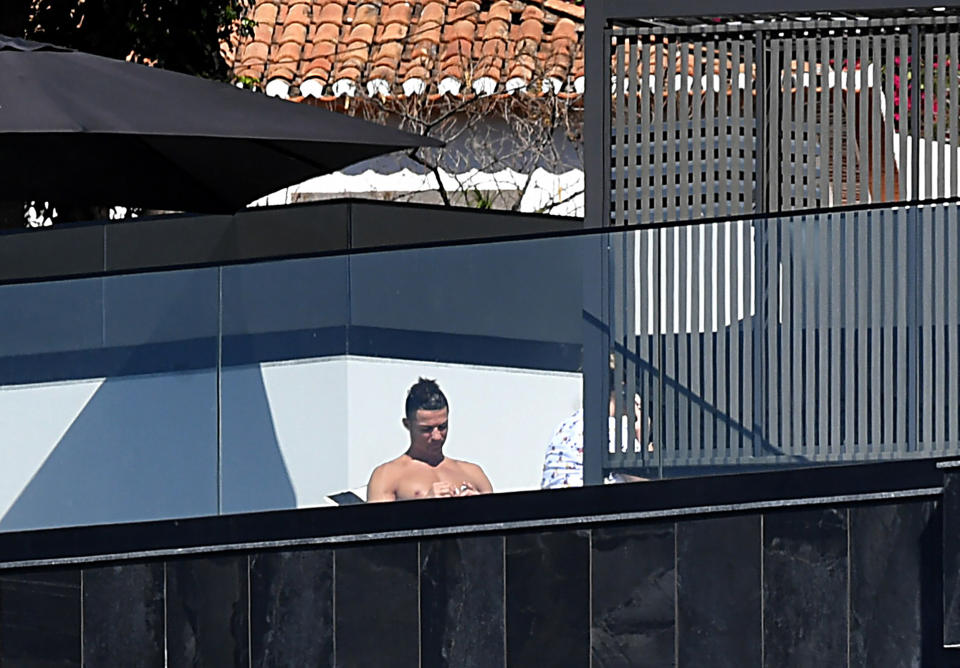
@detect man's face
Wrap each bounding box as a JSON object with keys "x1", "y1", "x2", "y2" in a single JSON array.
[{"x1": 404, "y1": 407, "x2": 449, "y2": 451}]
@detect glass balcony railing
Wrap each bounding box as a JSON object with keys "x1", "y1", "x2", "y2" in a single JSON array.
[
  {"x1": 611, "y1": 200, "x2": 960, "y2": 478},
  {"x1": 0, "y1": 231, "x2": 585, "y2": 529},
  {"x1": 0, "y1": 200, "x2": 958, "y2": 531}
]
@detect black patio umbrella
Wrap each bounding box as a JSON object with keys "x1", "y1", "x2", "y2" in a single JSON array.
[{"x1": 0, "y1": 35, "x2": 440, "y2": 213}]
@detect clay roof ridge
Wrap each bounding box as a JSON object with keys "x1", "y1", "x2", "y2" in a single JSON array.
[{"x1": 236, "y1": 0, "x2": 586, "y2": 100}]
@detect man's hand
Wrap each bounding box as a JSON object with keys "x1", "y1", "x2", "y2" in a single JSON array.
[
  {"x1": 427, "y1": 481, "x2": 480, "y2": 498},
  {"x1": 427, "y1": 481, "x2": 455, "y2": 498},
  {"x1": 454, "y1": 481, "x2": 479, "y2": 496}
]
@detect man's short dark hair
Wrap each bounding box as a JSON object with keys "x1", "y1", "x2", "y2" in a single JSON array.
[{"x1": 405, "y1": 377, "x2": 448, "y2": 420}]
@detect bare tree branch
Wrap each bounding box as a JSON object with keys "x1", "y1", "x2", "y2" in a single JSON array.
[
  {"x1": 321, "y1": 67, "x2": 584, "y2": 214},
  {"x1": 537, "y1": 187, "x2": 585, "y2": 215}
]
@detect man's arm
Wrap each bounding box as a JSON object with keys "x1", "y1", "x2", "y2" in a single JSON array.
[
  {"x1": 366, "y1": 464, "x2": 397, "y2": 502},
  {"x1": 464, "y1": 463, "x2": 493, "y2": 494}
]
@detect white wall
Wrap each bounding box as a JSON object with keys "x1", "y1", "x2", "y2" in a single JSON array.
[
  {"x1": 225, "y1": 355, "x2": 582, "y2": 505},
  {"x1": 0, "y1": 370, "x2": 219, "y2": 532},
  {"x1": 0, "y1": 355, "x2": 580, "y2": 531}
]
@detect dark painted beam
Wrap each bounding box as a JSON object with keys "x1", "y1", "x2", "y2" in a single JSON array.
[
  {"x1": 596, "y1": 0, "x2": 960, "y2": 20},
  {"x1": 0, "y1": 199, "x2": 582, "y2": 286}
]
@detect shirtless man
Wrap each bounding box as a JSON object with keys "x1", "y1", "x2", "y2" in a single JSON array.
[{"x1": 366, "y1": 378, "x2": 493, "y2": 502}]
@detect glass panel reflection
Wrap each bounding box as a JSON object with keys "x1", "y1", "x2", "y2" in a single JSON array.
[
  {"x1": 219, "y1": 237, "x2": 585, "y2": 507},
  {"x1": 0, "y1": 268, "x2": 218, "y2": 531},
  {"x1": 1, "y1": 199, "x2": 958, "y2": 528}
]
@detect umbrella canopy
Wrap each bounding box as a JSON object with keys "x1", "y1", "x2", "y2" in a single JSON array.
[{"x1": 0, "y1": 35, "x2": 440, "y2": 213}]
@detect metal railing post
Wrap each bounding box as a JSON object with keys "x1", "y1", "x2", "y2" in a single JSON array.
[
  {"x1": 753, "y1": 29, "x2": 769, "y2": 458},
  {"x1": 907, "y1": 23, "x2": 922, "y2": 452}
]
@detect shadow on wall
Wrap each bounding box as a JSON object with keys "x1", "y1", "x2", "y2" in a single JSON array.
[
  {"x1": 220, "y1": 364, "x2": 298, "y2": 513},
  {"x1": 0, "y1": 368, "x2": 296, "y2": 532}
]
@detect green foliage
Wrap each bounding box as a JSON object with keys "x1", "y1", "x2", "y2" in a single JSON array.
[
  {"x1": 467, "y1": 188, "x2": 494, "y2": 210},
  {"x1": 0, "y1": 0, "x2": 254, "y2": 81},
  {"x1": 235, "y1": 73, "x2": 261, "y2": 90}
]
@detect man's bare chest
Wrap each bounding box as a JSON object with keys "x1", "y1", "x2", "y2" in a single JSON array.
[{"x1": 395, "y1": 464, "x2": 471, "y2": 500}]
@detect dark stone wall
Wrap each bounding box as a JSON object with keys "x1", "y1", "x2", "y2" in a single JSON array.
[{"x1": 0, "y1": 498, "x2": 949, "y2": 667}]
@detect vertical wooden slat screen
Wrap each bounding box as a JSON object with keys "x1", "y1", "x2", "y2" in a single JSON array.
[
  {"x1": 705, "y1": 37, "x2": 717, "y2": 218},
  {"x1": 817, "y1": 211, "x2": 830, "y2": 454},
  {"x1": 704, "y1": 221, "x2": 716, "y2": 450},
  {"x1": 883, "y1": 33, "x2": 895, "y2": 203},
  {"x1": 620, "y1": 203, "x2": 960, "y2": 468},
  {"x1": 856, "y1": 208, "x2": 868, "y2": 454},
  {"x1": 921, "y1": 206, "x2": 933, "y2": 448},
  {"x1": 781, "y1": 208, "x2": 793, "y2": 451},
  {"x1": 609, "y1": 19, "x2": 960, "y2": 226},
  {"x1": 948, "y1": 204, "x2": 959, "y2": 448},
  {"x1": 870, "y1": 36, "x2": 882, "y2": 203},
  {"x1": 829, "y1": 212, "x2": 842, "y2": 456},
  {"x1": 654, "y1": 41, "x2": 665, "y2": 223},
  {"x1": 744, "y1": 42, "x2": 756, "y2": 213},
  {"x1": 934, "y1": 204, "x2": 946, "y2": 450},
  {"x1": 690, "y1": 225, "x2": 703, "y2": 455},
  {"x1": 732, "y1": 40, "x2": 743, "y2": 215},
  {"x1": 882, "y1": 207, "x2": 895, "y2": 452},
  {"x1": 666, "y1": 41, "x2": 678, "y2": 220},
  {"x1": 692, "y1": 37, "x2": 704, "y2": 219},
  {"x1": 743, "y1": 220, "x2": 753, "y2": 459},
  {"x1": 896, "y1": 208, "x2": 908, "y2": 448},
  {"x1": 626, "y1": 42, "x2": 640, "y2": 461},
  {"x1": 680, "y1": 42, "x2": 692, "y2": 220},
  {"x1": 806, "y1": 37, "x2": 818, "y2": 206},
  {"x1": 937, "y1": 32, "x2": 947, "y2": 199},
  {"x1": 833, "y1": 35, "x2": 844, "y2": 205},
  {"x1": 858, "y1": 36, "x2": 869, "y2": 205},
  {"x1": 924, "y1": 33, "x2": 934, "y2": 200},
  {"x1": 794, "y1": 37, "x2": 805, "y2": 208},
  {"x1": 818, "y1": 26, "x2": 831, "y2": 206},
  {"x1": 677, "y1": 225, "x2": 690, "y2": 455},
  {"x1": 943, "y1": 31, "x2": 960, "y2": 198},
  {"x1": 870, "y1": 208, "x2": 882, "y2": 454},
  {"x1": 846, "y1": 36, "x2": 857, "y2": 208},
  {"x1": 898, "y1": 33, "x2": 909, "y2": 200},
  {"x1": 604, "y1": 18, "x2": 960, "y2": 474},
  {"x1": 664, "y1": 227, "x2": 677, "y2": 457},
  {"x1": 717, "y1": 222, "x2": 729, "y2": 452},
  {"x1": 729, "y1": 222, "x2": 742, "y2": 455}
]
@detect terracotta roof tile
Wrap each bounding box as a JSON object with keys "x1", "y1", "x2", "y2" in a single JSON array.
[
  {"x1": 278, "y1": 21, "x2": 308, "y2": 46},
  {"x1": 318, "y1": 3, "x2": 344, "y2": 24},
  {"x1": 441, "y1": 38, "x2": 471, "y2": 63},
  {"x1": 487, "y1": 0, "x2": 511, "y2": 22},
  {"x1": 520, "y1": 5, "x2": 543, "y2": 22},
  {"x1": 369, "y1": 64, "x2": 396, "y2": 82},
  {"x1": 253, "y1": 21, "x2": 275, "y2": 45},
  {"x1": 449, "y1": 1, "x2": 481, "y2": 21},
  {"x1": 404, "y1": 64, "x2": 430, "y2": 80},
  {"x1": 447, "y1": 18, "x2": 476, "y2": 42},
  {"x1": 420, "y1": 2, "x2": 447, "y2": 26},
  {"x1": 253, "y1": 2, "x2": 280, "y2": 25},
  {"x1": 552, "y1": 17, "x2": 577, "y2": 41},
  {"x1": 346, "y1": 22, "x2": 375, "y2": 46},
  {"x1": 236, "y1": 0, "x2": 585, "y2": 99},
  {"x1": 384, "y1": 3, "x2": 412, "y2": 25},
  {"x1": 315, "y1": 22, "x2": 340, "y2": 44},
  {"x1": 285, "y1": 2, "x2": 311, "y2": 25}
]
